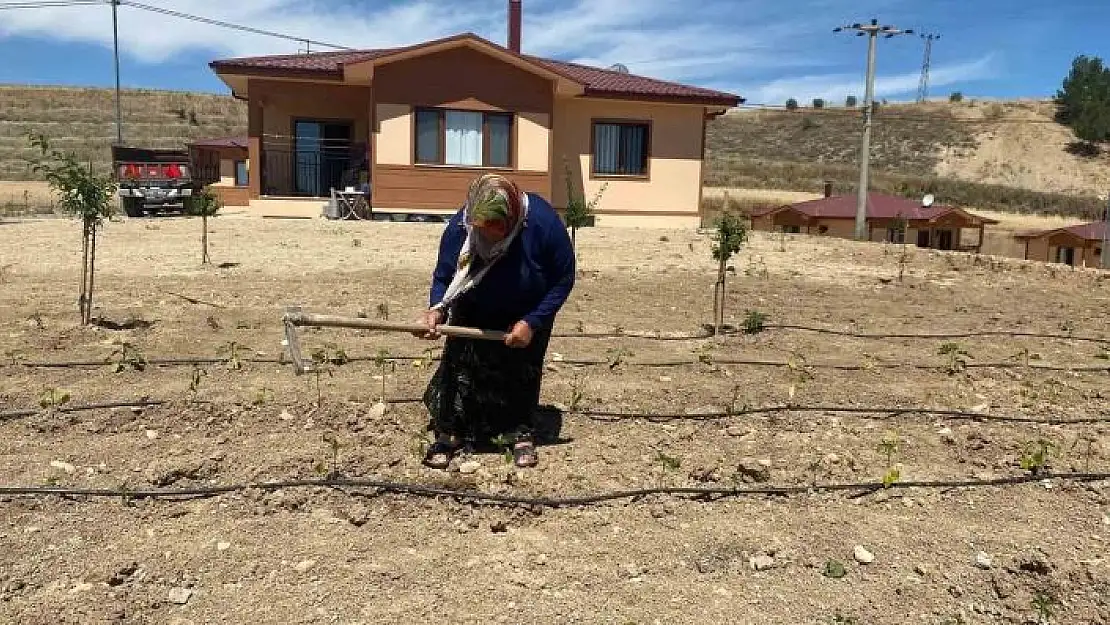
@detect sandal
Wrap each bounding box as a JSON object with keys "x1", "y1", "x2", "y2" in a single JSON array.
[
  {"x1": 511, "y1": 439, "x2": 538, "y2": 468},
  {"x1": 422, "y1": 439, "x2": 460, "y2": 470}
]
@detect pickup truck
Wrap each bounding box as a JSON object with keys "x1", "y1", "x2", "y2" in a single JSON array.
[{"x1": 112, "y1": 145, "x2": 198, "y2": 217}]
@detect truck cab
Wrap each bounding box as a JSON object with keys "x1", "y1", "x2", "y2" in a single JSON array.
[{"x1": 112, "y1": 145, "x2": 197, "y2": 217}]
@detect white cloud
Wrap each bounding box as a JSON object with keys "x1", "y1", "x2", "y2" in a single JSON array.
[
  {"x1": 744, "y1": 55, "x2": 996, "y2": 104},
  {"x1": 0, "y1": 0, "x2": 830, "y2": 85}
]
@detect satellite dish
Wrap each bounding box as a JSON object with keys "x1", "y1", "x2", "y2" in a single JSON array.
[
  {"x1": 608, "y1": 63, "x2": 630, "y2": 74},
  {"x1": 922, "y1": 193, "x2": 935, "y2": 207}
]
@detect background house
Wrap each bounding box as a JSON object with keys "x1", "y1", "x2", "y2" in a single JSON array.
[
  {"x1": 750, "y1": 188, "x2": 999, "y2": 252},
  {"x1": 193, "y1": 0, "x2": 741, "y2": 226},
  {"x1": 1013, "y1": 221, "x2": 1106, "y2": 267},
  {"x1": 189, "y1": 136, "x2": 250, "y2": 207}
]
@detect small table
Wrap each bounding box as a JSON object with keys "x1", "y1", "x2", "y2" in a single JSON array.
[{"x1": 330, "y1": 189, "x2": 371, "y2": 220}]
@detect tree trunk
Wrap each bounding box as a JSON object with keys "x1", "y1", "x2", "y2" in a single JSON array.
[
  {"x1": 714, "y1": 255, "x2": 727, "y2": 335},
  {"x1": 201, "y1": 213, "x2": 210, "y2": 264},
  {"x1": 86, "y1": 223, "x2": 97, "y2": 325},
  {"x1": 79, "y1": 221, "x2": 90, "y2": 325}
]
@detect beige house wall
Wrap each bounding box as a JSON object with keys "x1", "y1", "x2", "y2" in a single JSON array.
[
  {"x1": 551, "y1": 97, "x2": 704, "y2": 220},
  {"x1": 517, "y1": 112, "x2": 550, "y2": 172},
  {"x1": 375, "y1": 104, "x2": 412, "y2": 166}
]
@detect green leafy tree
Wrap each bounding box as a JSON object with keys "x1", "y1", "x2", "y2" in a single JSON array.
[
  {"x1": 28, "y1": 133, "x2": 116, "y2": 325},
  {"x1": 785, "y1": 98, "x2": 799, "y2": 111},
  {"x1": 711, "y1": 212, "x2": 749, "y2": 335},
  {"x1": 186, "y1": 188, "x2": 221, "y2": 264},
  {"x1": 949, "y1": 91, "x2": 964, "y2": 103},
  {"x1": 812, "y1": 98, "x2": 826, "y2": 109},
  {"x1": 562, "y1": 156, "x2": 607, "y2": 250},
  {"x1": 845, "y1": 94, "x2": 858, "y2": 108},
  {"x1": 1055, "y1": 55, "x2": 1110, "y2": 150}
]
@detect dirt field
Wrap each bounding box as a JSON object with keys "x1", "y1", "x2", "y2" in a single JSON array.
[{"x1": 1, "y1": 214, "x2": 1108, "y2": 625}]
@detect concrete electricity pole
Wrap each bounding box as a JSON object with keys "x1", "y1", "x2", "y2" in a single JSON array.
[
  {"x1": 111, "y1": 0, "x2": 123, "y2": 144},
  {"x1": 835, "y1": 19, "x2": 914, "y2": 241},
  {"x1": 917, "y1": 33, "x2": 940, "y2": 103}
]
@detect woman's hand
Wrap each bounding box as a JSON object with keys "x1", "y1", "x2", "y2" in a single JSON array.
[
  {"x1": 414, "y1": 309, "x2": 444, "y2": 340},
  {"x1": 505, "y1": 320, "x2": 533, "y2": 348}
]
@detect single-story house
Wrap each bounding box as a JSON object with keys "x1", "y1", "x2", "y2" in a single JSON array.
[
  {"x1": 1013, "y1": 221, "x2": 1106, "y2": 267},
  {"x1": 189, "y1": 136, "x2": 250, "y2": 207},
  {"x1": 194, "y1": 0, "x2": 742, "y2": 226},
  {"x1": 750, "y1": 190, "x2": 999, "y2": 252}
]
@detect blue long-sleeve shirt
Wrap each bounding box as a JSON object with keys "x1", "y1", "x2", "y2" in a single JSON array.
[{"x1": 429, "y1": 192, "x2": 575, "y2": 332}]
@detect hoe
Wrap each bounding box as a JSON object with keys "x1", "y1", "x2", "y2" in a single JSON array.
[{"x1": 281, "y1": 306, "x2": 506, "y2": 375}]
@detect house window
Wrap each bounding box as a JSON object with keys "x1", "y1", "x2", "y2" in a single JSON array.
[
  {"x1": 782, "y1": 225, "x2": 800, "y2": 234},
  {"x1": 234, "y1": 160, "x2": 248, "y2": 187},
  {"x1": 887, "y1": 227, "x2": 906, "y2": 244},
  {"x1": 592, "y1": 121, "x2": 650, "y2": 177},
  {"x1": 1056, "y1": 246, "x2": 1076, "y2": 266},
  {"x1": 414, "y1": 108, "x2": 514, "y2": 168}
]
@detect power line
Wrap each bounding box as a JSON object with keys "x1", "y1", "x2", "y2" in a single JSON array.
[
  {"x1": 835, "y1": 18, "x2": 916, "y2": 241},
  {"x1": 117, "y1": 1, "x2": 354, "y2": 51},
  {"x1": 917, "y1": 33, "x2": 940, "y2": 103},
  {"x1": 0, "y1": 0, "x2": 106, "y2": 9}
]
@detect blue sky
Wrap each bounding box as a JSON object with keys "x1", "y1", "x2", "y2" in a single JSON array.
[{"x1": 0, "y1": 0, "x2": 1107, "y2": 103}]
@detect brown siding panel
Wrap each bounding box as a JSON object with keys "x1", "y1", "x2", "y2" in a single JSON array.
[
  {"x1": 211, "y1": 186, "x2": 251, "y2": 207},
  {"x1": 373, "y1": 47, "x2": 553, "y2": 113},
  {"x1": 373, "y1": 165, "x2": 549, "y2": 210}
]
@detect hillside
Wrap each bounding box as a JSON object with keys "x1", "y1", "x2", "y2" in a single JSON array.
[
  {"x1": 0, "y1": 85, "x2": 246, "y2": 179},
  {"x1": 706, "y1": 99, "x2": 1110, "y2": 218}
]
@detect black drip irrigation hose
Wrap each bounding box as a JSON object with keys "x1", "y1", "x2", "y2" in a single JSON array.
[
  {"x1": 13, "y1": 354, "x2": 1110, "y2": 372},
  {"x1": 766, "y1": 324, "x2": 1110, "y2": 345},
  {"x1": 0, "y1": 472, "x2": 1106, "y2": 507},
  {"x1": 2, "y1": 399, "x2": 1106, "y2": 426}
]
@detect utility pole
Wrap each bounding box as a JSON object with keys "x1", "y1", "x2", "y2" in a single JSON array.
[
  {"x1": 111, "y1": 0, "x2": 123, "y2": 144},
  {"x1": 917, "y1": 33, "x2": 940, "y2": 103},
  {"x1": 835, "y1": 19, "x2": 914, "y2": 241}
]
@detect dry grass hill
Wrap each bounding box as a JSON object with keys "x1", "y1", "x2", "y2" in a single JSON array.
[
  {"x1": 1, "y1": 85, "x2": 1107, "y2": 219},
  {"x1": 0, "y1": 85, "x2": 246, "y2": 180}
]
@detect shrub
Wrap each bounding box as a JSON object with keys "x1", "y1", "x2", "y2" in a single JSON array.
[
  {"x1": 812, "y1": 98, "x2": 826, "y2": 109},
  {"x1": 785, "y1": 98, "x2": 799, "y2": 111},
  {"x1": 845, "y1": 95, "x2": 858, "y2": 108}
]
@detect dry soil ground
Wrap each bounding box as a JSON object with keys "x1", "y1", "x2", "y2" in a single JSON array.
[{"x1": 1, "y1": 215, "x2": 1109, "y2": 625}]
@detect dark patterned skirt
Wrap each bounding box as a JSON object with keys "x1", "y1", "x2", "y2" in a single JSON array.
[{"x1": 422, "y1": 328, "x2": 552, "y2": 442}]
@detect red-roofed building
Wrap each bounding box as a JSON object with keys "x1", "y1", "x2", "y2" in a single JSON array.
[
  {"x1": 1013, "y1": 221, "x2": 1107, "y2": 267},
  {"x1": 750, "y1": 189, "x2": 999, "y2": 252},
  {"x1": 194, "y1": 1, "x2": 742, "y2": 222}
]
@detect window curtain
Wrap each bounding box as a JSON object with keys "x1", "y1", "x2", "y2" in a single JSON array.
[
  {"x1": 594, "y1": 123, "x2": 620, "y2": 174},
  {"x1": 487, "y1": 115, "x2": 512, "y2": 167},
  {"x1": 445, "y1": 111, "x2": 483, "y2": 166},
  {"x1": 622, "y1": 125, "x2": 646, "y2": 174}
]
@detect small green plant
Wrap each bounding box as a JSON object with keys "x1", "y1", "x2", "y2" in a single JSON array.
[
  {"x1": 829, "y1": 613, "x2": 858, "y2": 625},
  {"x1": 218, "y1": 341, "x2": 247, "y2": 371},
  {"x1": 110, "y1": 341, "x2": 146, "y2": 373},
  {"x1": 1020, "y1": 439, "x2": 1055, "y2": 474},
  {"x1": 252, "y1": 386, "x2": 274, "y2": 406},
  {"x1": 188, "y1": 365, "x2": 206, "y2": 398},
  {"x1": 39, "y1": 387, "x2": 71, "y2": 409},
  {"x1": 413, "y1": 346, "x2": 437, "y2": 370},
  {"x1": 606, "y1": 347, "x2": 633, "y2": 370},
  {"x1": 786, "y1": 352, "x2": 814, "y2": 401},
  {"x1": 889, "y1": 214, "x2": 909, "y2": 282},
  {"x1": 316, "y1": 431, "x2": 341, "y2": 478},
  {"x1": 878, "y1": 433, "x2": 901, "y2": 488},
  {"x1": 742, "y1": 310, "x2": 768, "y2": 335},
  {"x1": 185, "y1": 187, "x2": 220, "y2": 265},
  {"x1": 1031, "y1": 590, "x2": 1057, "y2": 623},
  {"x1": 712, "y1": 212, "x2": 749, "y2": 335},
  {"x1": 727, "y1": 384, "x2": 746, "y2": 416},
  {"x1": 655, "y1": 452, "x2": 681, "y2": 472},
  {"x1": 562, "y1": 155, "x2": 607, "y2": 250},
  {"x1": 1059, "y1": 320, "x2": 1076, "y2": 334},
  {"x1": 938, "y1": 342, "x2": 971, "y2": 376},
  {"x1": 376, "y1": 302, "x2": 390, "y2": 320},
  {"x1": 568, "y1": 375, "x2": 585, "y2": 413},
  {"x1": 823, "y1": 559, "x2": 847, "y2": 579},
  {"x1": 29, "y1": 133, "x2": 116, "y2": 325},
  {"x1": 371, "y1": 348, "x2": 395, "y2": 402},
  {"x1": 309, "y1": 343, "x2": 347, "y2": 407}
]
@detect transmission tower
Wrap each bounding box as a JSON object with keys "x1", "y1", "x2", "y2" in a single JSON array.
[{"x1": 917, "y1": 33, "x2": 939, "y2": 103}]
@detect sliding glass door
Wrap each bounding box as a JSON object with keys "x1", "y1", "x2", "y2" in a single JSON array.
[{"x1": 294, "y1": 120, "x2": 352, "y2": 197}]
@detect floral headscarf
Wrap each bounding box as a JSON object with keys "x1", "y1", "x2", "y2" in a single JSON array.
[{"x1": 431, "y1": 174, "x2": 530, "y2": 318}]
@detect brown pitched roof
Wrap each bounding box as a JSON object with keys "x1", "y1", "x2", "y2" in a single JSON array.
[
  {"x1": 189, "y1": 136, "x2": 248, "y2": 149},
  {"x1": 1014, "y1": 221, "x2": 1107, "y2": 241},
  {"x1": 756, "y1": 193, "x2": 998, "y2": 224},
  {"x1": 210, "y1": 33, "x2": 742, "y2": 106}
]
